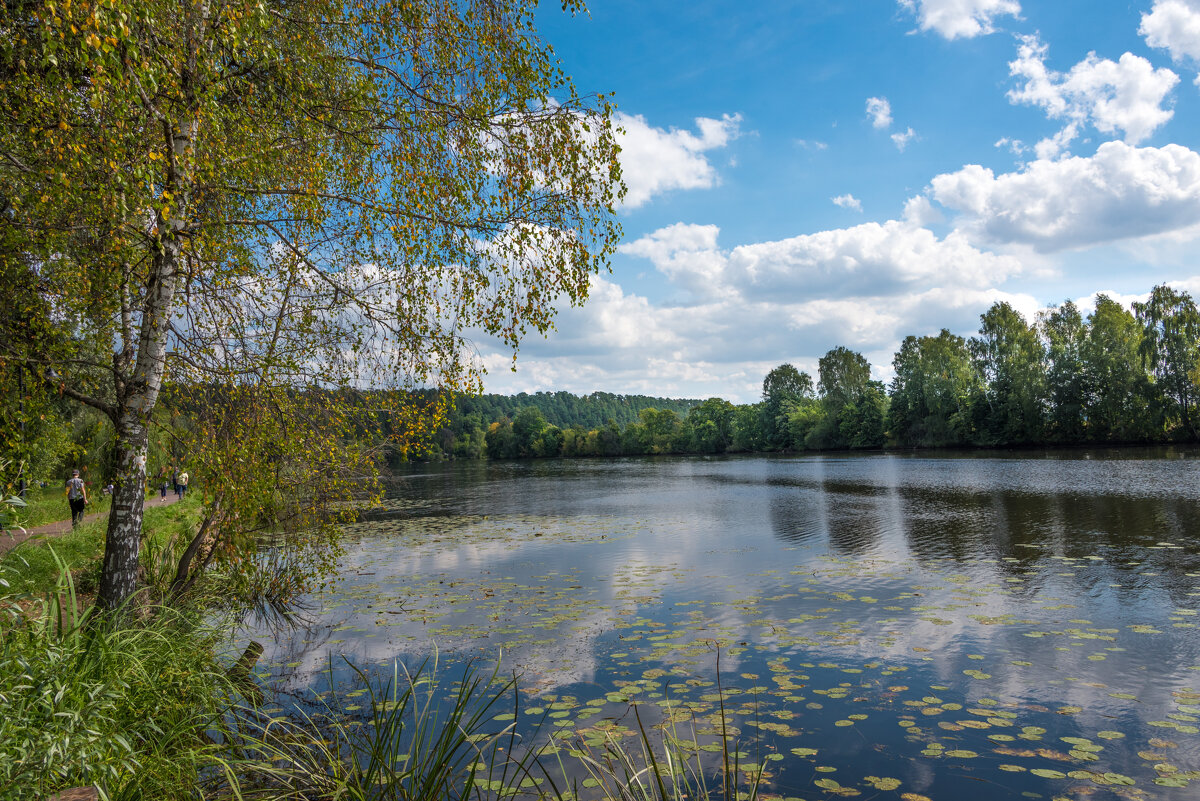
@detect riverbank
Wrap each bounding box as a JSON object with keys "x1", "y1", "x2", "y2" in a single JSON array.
[
  {"x1": 412, "y1": 439, "x2": 1200, "y2": 469},
  {"x1": 1, "y1": 490, "x2": 180, "y2": 558},
  {"x1": 0, "y1": 504, "x2": 753, "y2": 801},
  {"x1": 0, "y1": 493, "x2": 201, "y2": 598},
  {"x1": 9, "y1": 484, "x2": 113, "y2": 529}
]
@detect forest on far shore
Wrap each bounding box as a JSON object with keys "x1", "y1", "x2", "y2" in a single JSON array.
[
  {"x1": 11, "y1": 285, "x2": 1200, "y2": 483},
  {"x1": 425, "y1": 285, "x2": 1200, "y2": 460}
]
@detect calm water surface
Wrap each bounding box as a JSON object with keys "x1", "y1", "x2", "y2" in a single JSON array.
[{"x1": 246, "y1": 450, "x2": 1200, "y2": 800}]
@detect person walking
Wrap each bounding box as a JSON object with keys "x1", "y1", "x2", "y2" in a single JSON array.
[
  {"x1": 178, "y1": 470, "x2": 189, "y2": 499},
  {"x1": 64, "y1": 469, "x2": 88, "y2": 529}
]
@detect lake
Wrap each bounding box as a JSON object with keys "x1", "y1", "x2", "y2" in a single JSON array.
[{"x1": 244, "y1": 450, "x2": 1200, "y2": 799}]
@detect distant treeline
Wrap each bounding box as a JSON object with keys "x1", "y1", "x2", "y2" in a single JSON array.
[
  {"x1": 424, "y1": 391, "x2": 699, "y2": 459},
  {"x1": 424, "y1": 285, "x2": 1200, "y2": 460}
]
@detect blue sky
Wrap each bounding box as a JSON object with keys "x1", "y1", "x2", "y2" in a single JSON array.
[{"x1": 476, "y1": 0, "x2": 1200, "y2": 402}]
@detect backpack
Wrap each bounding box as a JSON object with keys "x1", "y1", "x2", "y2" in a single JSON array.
[{"x1": 67, "y1": 477, "x2": 84, "y2": 500}]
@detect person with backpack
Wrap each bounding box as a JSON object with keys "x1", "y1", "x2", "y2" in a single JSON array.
[{"x1": 64, "y1": 469, "x2": 88, "y2": 528}]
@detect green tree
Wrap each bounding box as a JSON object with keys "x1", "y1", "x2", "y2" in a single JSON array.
[
  {"x1": 1, "y1": 0, "x2": 622, "y2": 609},
  {"x1": 1134, "y1": 285, "x2": 1200, "y2": 439},
  {"x1": 621, "y1": 419, "x2": 650, "y2": 455},
  {"x1": 595, "y1": 419, "x2": 623, "y2": 456},
  {"x1": 730, "y1": 404, "x2": 765, "y2": 452},
  {"x1": 637, "y1": 408, "x2": 682, "y2": 454},
  {"x1": 818, "y1": 347, "x2": 872, "y2": 414},
  {"x1": 887, "y1": 330, "x2": 976, "y2": 447},
  {"x1": 455, "y1": 426, "x2": 488, "y2": 460},
  {"x1": 163, "y1": 384, "x2": 406, "y2": 602},
  {"x1": 512, "y1": 406, "x2": 548, "y2": 458},
  {"x1": 1040, "y1": 301, "x2": 1087, "y2": 443},
  {"x1": 783, "y1": 397, "x2": 827, "y2": 450},
  {"x1": 561, "y1": 426, "x2": 588, "y2": 457},
  {"x1": 760, "y1": 364, "x2": 814, "y2": 450},
  {"x1": 969, "y1": 302, "x2": 1047, "y2": 445},
  {"x1": 817, "y1": 346, "x2": 872, "y2": 448},
  {"x1": 1081, "y1": 295, "x2": 1154, "y2": 441},
  {"x1": 687, "y1": 397, "x2": 735, "y2": 453},
  {"x1": 838, "y1": 382, "x2": 888, "y2": 449},
  {"x1": 485, "y1": 418, "x2": 517, "y2": 460},
  {"x1": 533, "y1": 425, "x2": 564, "y2": 458}
]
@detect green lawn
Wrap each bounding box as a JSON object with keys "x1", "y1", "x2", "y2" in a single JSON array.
[
  {"x1": 8, "y1": 483, "x2": 112, "y2": 529},
  {"x1": 0, "y1": 494, "x2": 203, "y2": 596}
]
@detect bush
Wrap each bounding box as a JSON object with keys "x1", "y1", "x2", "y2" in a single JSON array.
[{"x1": 0, "y1": 559, "x2": 239, "y2": 800}]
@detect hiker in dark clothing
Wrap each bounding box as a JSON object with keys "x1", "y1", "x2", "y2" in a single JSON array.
[{"x1": 65, "y1": 469, "x2": 88, "y2": 528}]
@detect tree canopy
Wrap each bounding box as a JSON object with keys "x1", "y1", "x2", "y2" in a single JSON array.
[
  {"x1": 428, "y1": 286, "x2": 1200, "y2": 460},
  {"x1": 1, "y1": 0, "x2": 623, "y2": 609}
]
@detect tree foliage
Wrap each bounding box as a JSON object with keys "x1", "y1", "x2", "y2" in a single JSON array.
[
  {"x1": 1040, "y1": 301, "x2": 1087, "y2": 443},
  {"x1": 1083, "y1": 295, "x2": 1154, "y2": 441},
  {"x1": 1134, "y1": 285, "x2": 1200, "y2": 439},
  {"x1": 760, "y1": 363, "x2": 813, "y2": 450},
  {"x1": 427, "y1": 287, "x2": 1200, "y2": 461},
  {"x1": 969, "y1": 302, "x2": 1046, "y2": 446},
  {"x1": 818, "y1": 347, "x2": 871, "y2": 412},
  {"x1": 888, "y1": 330, "x2": 976, "y2": 447},
  {"x1": 1, "y1": 0, "x2": 623, "y2": 609}
]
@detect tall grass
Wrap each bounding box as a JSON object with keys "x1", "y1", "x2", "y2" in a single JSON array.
[
  {"x1": 0, "y1": 567, "x2": 770, "y2": 801},
  {"x1": 547, "y1": 708, "x2": 765, "y2": 801},
  {"x1": 0, "y1": 555, "x2": 240, "y2": 801},
  {"x1": 0, "y1": 499, "x2": 768, "y2": 801},
  {"x1": 205, "y1": 656, "x2": 765, "y2": 801},
  {"x1": 205, "y1": 657, "x2": 539, "y2": 801}
]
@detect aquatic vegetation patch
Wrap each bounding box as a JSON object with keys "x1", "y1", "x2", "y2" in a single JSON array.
[{"x1": 245, "y1": 495, "x2": 1200, "y2": 799}]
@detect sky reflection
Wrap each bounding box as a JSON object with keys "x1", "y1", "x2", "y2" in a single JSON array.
[{"x1": 240, "y1": 451, "x2": 1200, "y2": 799}]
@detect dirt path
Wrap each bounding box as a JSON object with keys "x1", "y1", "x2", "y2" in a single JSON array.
[{"x1": 0, "y1": 492, "x2": 182, "y2": 557}]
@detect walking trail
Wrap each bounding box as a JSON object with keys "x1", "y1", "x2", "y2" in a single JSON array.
[{"x1": 0, "y1": 492, "x2": 181, "y2": 557}]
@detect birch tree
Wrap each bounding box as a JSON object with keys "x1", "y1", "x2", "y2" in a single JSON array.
[
  {"x1": 1135, "y1": 285, "x2": 1200, "y2": 440},
  {"x1": 0, "y1": 0, "x2": 623, "y2": 610}
]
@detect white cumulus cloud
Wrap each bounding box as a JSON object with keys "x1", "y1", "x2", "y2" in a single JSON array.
[
  {"x1": 866, "y1": 97, "x2": 894, "y2": 129},
  {"x1": 725, "y1": 220, "x2": 1022, "y2": 300},
  {"x1": 618, "y1": 222, "x2": 728, "y2": 298},
  {"x1": 899, "y1": 0, "x2": 1021, "y2": 39},
  {"x1": 477, "y1": 278, "x2": 1039, "y2": 402},
  {"x1": 903, "y1": 195, "x2": 943, "y2": 226},
  {"x1": 622, "y1": 219, "x2": 1023, "y2": 304},
  {"x1": 1008, "y1": 35, "x2": 1179, "y2": 158},
  {"x1": 476, "y1": 216, "x2": 1042, "y2": 401},
  {"x1": 832, "y1": 194, "x2": 864, "y2": 212},
  {"x1": 1141, "y1": 0, "x2": 1200, "y2": 64},
  {"x1": 615, "y1": 112, "x2": 742, "y2": 208},
  {"x1": 891, "y1": 127, "x2": 918, "y2": 151},
  {"x1": 929, "y1": 141, "x2": 1200, "y2": 251},
  {"x1": 866, "y1": 97, "x2": 918, "y2": 150}
]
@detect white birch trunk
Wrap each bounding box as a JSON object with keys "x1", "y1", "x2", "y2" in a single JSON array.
[{"x1": 98, "y1": 240, "x2": 181, "y2": 611}]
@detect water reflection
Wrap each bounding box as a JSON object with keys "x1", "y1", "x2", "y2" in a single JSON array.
[
  {"x1": 767, "y1": 487, "x2": 820, "y2": 544},
  {"x1": 242, "y1": 450, "x2": 1200, "y2": 800}
]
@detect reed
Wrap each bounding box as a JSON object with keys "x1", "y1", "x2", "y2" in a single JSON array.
[
  {"x1": 539, "y1": 692, "x2": 765, "y2": 801},
  {"x1": 204, "y1": 656, "x2": 544, "y2": 801},
  {"x1": 212, "y1": 656, "x2": 765, "y2": 801},
  {"x1": 0, "y1": 555, "x2": 239, "y2": 801}
]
